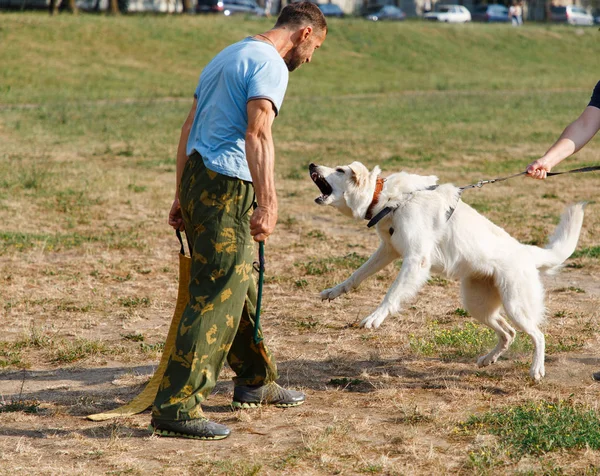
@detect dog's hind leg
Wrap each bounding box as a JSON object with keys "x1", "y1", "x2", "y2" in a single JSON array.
[
  {"x1": 497, "y1": 316, "x2": 516, "y2": 342},
  {"x1": 461, "y1": 277, "x2": 513, "y2": 367},
  {"x1": 499, "y1": 273, "x2": 546, "y2": 380}
]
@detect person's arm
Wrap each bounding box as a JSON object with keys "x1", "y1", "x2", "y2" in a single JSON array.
[
  {"x1": 168, "y1": 98, "x2": 197, "y2": 230},
  {"x1": 527, "y1": 105, "x2": 600, "y2": 179},
  {"x1": 246, "y1": 98, "x2": 277, "y2": 242}
]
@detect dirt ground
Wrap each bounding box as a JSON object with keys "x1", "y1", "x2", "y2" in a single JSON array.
[{"x1": 1, "y1": 173, "x2": 600, "y2": 475}]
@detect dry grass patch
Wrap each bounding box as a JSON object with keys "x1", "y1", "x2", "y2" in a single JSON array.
[{"x1": 1, "y1": 16, "x2": 600, "y2": 475}]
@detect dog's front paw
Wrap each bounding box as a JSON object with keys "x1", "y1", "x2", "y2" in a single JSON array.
[
  {"x1": 320, "y1": 284, "x2": 347, "y2": 301},
  {"x1": 359, "y1": 310, "x2": 387, "y2": 329},
  {"x1": 530, "y1": 365, "x2": 545, "y2": 381}
]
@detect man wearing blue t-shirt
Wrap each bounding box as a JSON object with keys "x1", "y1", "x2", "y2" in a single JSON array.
[{"x1": 151, "y1": 2, "x2": 327, "y2": 440}]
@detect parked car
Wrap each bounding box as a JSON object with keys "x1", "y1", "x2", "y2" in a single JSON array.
[
  {"x1": 196, "y1": 0, "x2": 264, "y2": 15},
  {"x1": 77, "y1": 0, "x2": 177, "y2": 12},
  {"x1": 0, "y1": 0, "x2": 49, "y2": 9},
  {"x1": 471, "y1": 4, "x2": 509, "y2": 22},
  {"x1": 549, "y1": 5, "x2": 594, "y2": 25},
  {"x1": 364, "y1": 5, "x2": 406, "y2": 21},
  {"x1": 424, "y1": 4, "x2": 471, "y2": 22},
  {"x1": 317, "y1": 2, "x2": 344, "y2": 17}
]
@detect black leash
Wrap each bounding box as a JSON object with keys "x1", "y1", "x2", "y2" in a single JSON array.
[
  {"x1": 253, "y1": 241, "x2": 265, "y2": 345},
  {"x1": 367, "y1": 164, "x2": 600, "y2": 228},
  {"x1": 459, "y1": 165, "x2": 600, "y2": 191}
]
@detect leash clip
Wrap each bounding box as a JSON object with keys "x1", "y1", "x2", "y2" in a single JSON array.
[{"x1": 253, "y1": 243, "x2": 266, "y2": 273}]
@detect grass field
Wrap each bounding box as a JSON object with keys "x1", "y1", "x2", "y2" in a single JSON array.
[{"x1": 1, "y1": 13, "x2": 600, "y2": 475}]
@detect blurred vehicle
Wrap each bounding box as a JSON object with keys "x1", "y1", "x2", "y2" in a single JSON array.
[
  {"x1": 77, "y1": 0, "x2": 178, "y2": 12},
  {"x1": 595, "y1": 11, "x2": 600, "y2": 24},
  {"x1": 549, "y1": 5, "x2": 594, "y2": 25},
  {"x1": 317, "y1": 2, "x2": 344, "y2": 17},
  {"x1": 196, "y1": 0, "x2": 264, "y2": 15},
  {"x1": 0, "y1": 0, "x2": 49, "y2": 9},
  {"x1": 424, "y1": 4, "x2": 471, "y2": 22},
  {"x1": 364, "y1": 5, "x2": 406, "y2": 21},
  {"x1": 471, "y1": 4, "x2": 509, "y2": 22}
]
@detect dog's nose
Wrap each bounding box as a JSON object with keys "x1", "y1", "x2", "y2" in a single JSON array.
[{"x1": 309, "y1": 163, "x2": 316, "y2": 170}]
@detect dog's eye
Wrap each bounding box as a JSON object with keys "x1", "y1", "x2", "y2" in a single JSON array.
[{"x1": 336, "y1": 168, "x2": 345, "y2": 174}]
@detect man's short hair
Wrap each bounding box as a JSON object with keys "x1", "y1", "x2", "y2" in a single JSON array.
[{"x1": 275, "y1": 2, "x2": 328, "y2": 34}]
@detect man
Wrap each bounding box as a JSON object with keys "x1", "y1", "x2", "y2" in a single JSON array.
[
  {"x1": 151, "y1": 2, "x2": 327, "y2": 440},
  {"x1": 527, "y1": 81, "x2": 600, "y2": 381}
]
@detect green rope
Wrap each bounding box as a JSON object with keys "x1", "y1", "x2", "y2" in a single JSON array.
[{"x1": 253, "y1": 241, "x2": 265, "y2": 345}]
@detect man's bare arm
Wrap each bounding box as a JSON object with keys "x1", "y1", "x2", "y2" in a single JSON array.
[
  {"x1": 527, "y1": 106, "x2": 600, "y2": 179},
  {"x1": 246, "y1": 99, "x2": 277, "y2": 242},
  {"x1": 168, "y1": 98, "x2": 197, "y2": 230}
]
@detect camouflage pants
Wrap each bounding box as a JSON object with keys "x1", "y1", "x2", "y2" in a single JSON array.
[{"x1": 152, "y1": 153, "x2": 278, "y2": 421}]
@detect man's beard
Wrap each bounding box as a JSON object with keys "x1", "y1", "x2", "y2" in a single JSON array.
[{"x1": 285, "y1": 43, "x2": 310, "y2": 72}]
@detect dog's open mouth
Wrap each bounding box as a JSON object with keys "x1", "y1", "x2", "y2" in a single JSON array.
[{"x1": 311, "y1": 171, "x2": 333, "y2": 203}]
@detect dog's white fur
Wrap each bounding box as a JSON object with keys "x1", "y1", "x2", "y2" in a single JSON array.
[{"x1": 310, "y1": 161, "x2": 585, "y2": 380}]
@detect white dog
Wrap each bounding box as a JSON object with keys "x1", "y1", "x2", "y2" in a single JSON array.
[{"x1": 309, "y1": 161, "x2": 585, "y2": 380}]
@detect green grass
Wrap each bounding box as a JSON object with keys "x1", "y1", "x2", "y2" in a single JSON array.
[
  {"x1": 0, "y1": 15, "x2": 598, "y2": 474},
  {"x1": 0, "y1": 16, "x2": 598, "y2": 105},
  {"x1": 0, "y1": 399, "x2": 40, "y2": 414},
  {"x1": 410, "y1": 321, "x2": 497, "y2": 359},
  {"x1": 460, "y1": 399, "x2": 600, "y2": 457},
  {"x1": 51, "y1": 339, "x2": 111, "y2": 364},
  {"x1": 0, "y1": 327, "x2": 153, "y2": 367},
  {"x1": 0, "y1": 229, "x2": 146, "y2": 254},
  {"x1": 118, "y1": 296, "x2": 151, "y2": 308},
  {"x1": 409, "y1": 321, "x2": 584, "y2": 360},
  {"x1": 296, "y1": 252, "x2": 369, "y2": 276},
  {"x1": 191, "y1": 459, "x2": 262, "y2": 476},
  {"x1": 1, "y1": 18, "x2": 599, "y2": 249},
  {"x1": 572, "y1": 246, "x2": 600, "y2": 259}
]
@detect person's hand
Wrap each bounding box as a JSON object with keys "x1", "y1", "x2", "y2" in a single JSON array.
[
  {"x1": 526, "y1": 158, "x2": 552, "y2": 180},
  {"x1": 168, "y1": 198, "x2": 185, "y2": 231},
  {"x1": 250, "y1": 205, "x2": 277, "y2": 242}
]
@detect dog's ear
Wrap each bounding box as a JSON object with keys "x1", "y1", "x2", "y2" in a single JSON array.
[
  {"x1": 345, "y1": 162, "x2": 383, "y2": 220},
  {"x1": 348, "y1": 161, "x2": 370, "y2": 187}
]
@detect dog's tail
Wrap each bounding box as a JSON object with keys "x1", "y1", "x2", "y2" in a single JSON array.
[{"x1": 529, "y1": 202, "x2": 586, "y2": 274}]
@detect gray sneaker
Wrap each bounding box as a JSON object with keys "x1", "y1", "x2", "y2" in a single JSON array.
[
  {"x1": 232, "y1": 382, "x2": 305, "y2": 409},
  {"x1": 149, "y1": 417, "x2": 230, "y2": 440}
]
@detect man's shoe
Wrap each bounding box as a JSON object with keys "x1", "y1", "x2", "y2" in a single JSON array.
[
  {"x1": 232, "y1": 382, "x2": 305, "y2": 409},
  {"x1": 149, "y1": 417, "x2": 230, "y2": 440}
]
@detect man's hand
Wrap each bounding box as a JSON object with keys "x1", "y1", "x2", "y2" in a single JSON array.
[
  {"x1": 250, "y1": 205, "x2": 277, "y2": 242},
  {"x1": 526, "y1": 158, "x2": 551, "y2": 180},
  {"x1": 168, "y1": 198, "x2": 185, "y2": 231}
]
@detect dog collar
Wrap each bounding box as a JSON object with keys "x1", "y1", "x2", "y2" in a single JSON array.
[{"x1": 365, "y1": 177, "x2": 386, "y2": 221}]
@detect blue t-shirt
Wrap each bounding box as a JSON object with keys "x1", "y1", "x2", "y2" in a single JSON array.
[
  {"x1": 589, "y1": 81, "x2": 600, "y2": 110},
  {"x1": 187, "y1": 37, "x2": 289, "y2": 182}
]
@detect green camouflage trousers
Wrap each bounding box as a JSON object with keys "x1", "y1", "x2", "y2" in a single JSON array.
[{"x1": 152, "y1": 153, "x2": 278, "y2": 421}]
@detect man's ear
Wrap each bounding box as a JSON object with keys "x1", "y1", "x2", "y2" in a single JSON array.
[{"x1": 301, "y1": 25, "x2": 313, "y2": 41}]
